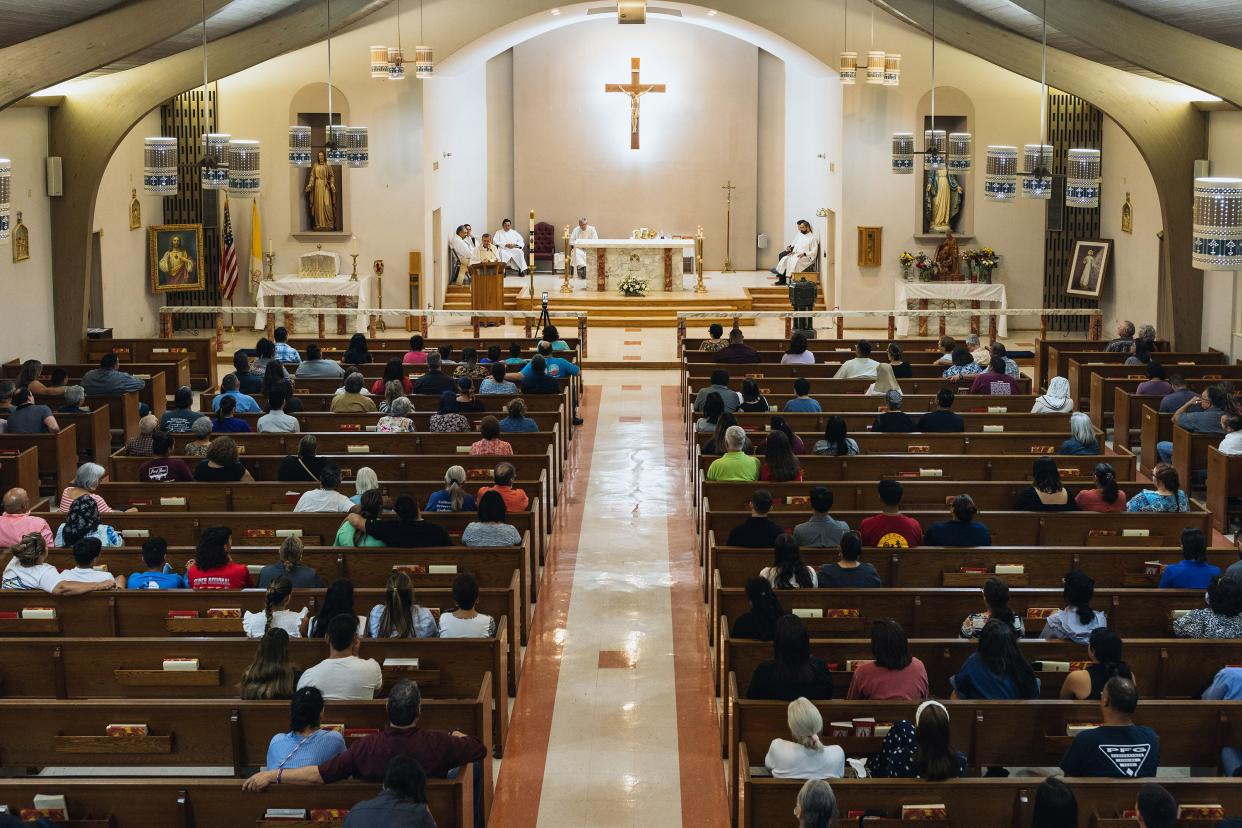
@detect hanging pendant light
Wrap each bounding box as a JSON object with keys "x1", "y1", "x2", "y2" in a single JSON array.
[
  {"x1": 1193, "y1": 177, "x2": 1242, "y2": 270},
  {"x1": 414, "y1": 0, "x2": 433, "y2": 78},
  {"x1": 924, "y1": 130, "x2": 947, "y2": 170},
  {"x1": 837, "y1": 0, "x2": 855, "y2": 84},
  {"x1": 891, "y1": 133, "x2": 914, "y2": 174},
  {"x1": 326, "y1": 124, "x2": 350, "y2": 164},
  {"x1": 388, "y1": 48, "x2": 406, "y2": 80},
  {"x1": 227, "y1": 139, "x2": 261, "y2": 198},
  {"x1": 947, "y1": 132, "x2": 972, "y2": 173},
  {"x1": 144, "y1": 137, "x2": 178, "y2": 195},
  {"x1": 1066, "y1": 148, "x2": 1101, "y2": 208},
  {"x1": 371, "y1": 45, "x2": 390, "y2": 79},
  {"x1": 984, "y1": 146, "x2": 1018, "y2": 201},
  {"x1": 347, "y1": 127, "x2": 369, "y2": 168},
  {"x1": 1021, "y1": 0, "x2": 1053, "y2": 200},
  {"x1": 864, "y1": 1, "x2": 884, "y2": 84},
  {"x1": 0, "y1": 158, "x2": 10, "y2": 243},
  {"x1": 288, "y1": 126, "x2": 312, "y2": 167},
  {"x1": 201, "y1": 134, "x2": 231, "y2": 190},
  {"x1": 883, "y1": 53, "x2": 901, "y2": 86}
]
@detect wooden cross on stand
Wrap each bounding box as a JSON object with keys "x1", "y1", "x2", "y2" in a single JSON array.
[{"x1": 605, "y1": 57, "x2": 666, "y2": 150}]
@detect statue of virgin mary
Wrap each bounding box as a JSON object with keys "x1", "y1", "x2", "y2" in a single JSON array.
[{"x1": 923, "y1": 167, "x2": 964, "y2": 234}]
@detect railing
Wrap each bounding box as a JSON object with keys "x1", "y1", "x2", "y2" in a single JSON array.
[
  {"x1": 159, "y1": 306, "x2": 591, "y2": 357},
  {"x1": 675, "y1": 307, "x2": 1104, "y2": 356}
]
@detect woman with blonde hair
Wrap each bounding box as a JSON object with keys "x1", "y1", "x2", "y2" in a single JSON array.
[
  {"x1": 239, "y1": 628, "x2": 298, "y2": 699},
  {"x1": 764, "y1": 697, "x2": 845, "y2": 779},
  {"x1": 367, "y1": 571, "x2": 438, "y2": 638},
  {"x1": 243, "y1": 575, "x2": 308, "y2": 638},
  {"x1": 258, "y1": 536, "x2": 323, "y2": 588},
  {"x1": 864, "y1": 362, "x2": 902, "y2": 397},
  {"x1": 426, "y1": 465, "x2": 476, "y2": 512},
  {"x1": 335, "y1": 489, "x2": 386, "y2": 547}
]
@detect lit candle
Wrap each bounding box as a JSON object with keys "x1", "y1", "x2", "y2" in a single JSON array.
[
  {"x1": 267, "y1": 238, "x2": 273, "y2": 256},
  {"x1": 529, "y1": 210, "x2": 535, "y2": 235},
  {"x1": 351, "y1": 235, "x2": 358, "y2": 255}
]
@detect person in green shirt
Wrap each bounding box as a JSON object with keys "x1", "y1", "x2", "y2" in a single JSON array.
[
  {"x1": 706, "y1": 425, "x2": 760, "y2": 481},
  {"x1": 334, "y1": 490, "x2": 387, "y2": 547}
]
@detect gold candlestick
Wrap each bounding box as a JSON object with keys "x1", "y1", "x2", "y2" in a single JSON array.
[
  {"x1": 560, "y1": 225, "x2": 573, "y2": 294},
  {"x1": 350, "y1": 253, "x2": 359, "y2": 281},
  {"x1": 529, "y1": 209, "x2": 538, "y2": 310},
  {"x1": 721, "y1": 179, "x2": 736, "y2": 274},
  {"x1": 373, "y1": 259, "x2": 386, "y2": 331},
  {"x1": 263, "y1": 251, "x2": 275, "y2": 281},
  {"x1": 694, "y1": 225, "x2": 707, "y2": 294}
]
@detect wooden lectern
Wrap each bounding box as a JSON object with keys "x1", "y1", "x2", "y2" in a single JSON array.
[{"x1": 470, "y1": 261, "x2": 505, "y2": 326}]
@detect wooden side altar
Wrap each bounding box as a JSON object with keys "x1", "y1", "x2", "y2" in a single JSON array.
[{"x1": 470, "y1": 262, "x2": 505, "y2": 326}]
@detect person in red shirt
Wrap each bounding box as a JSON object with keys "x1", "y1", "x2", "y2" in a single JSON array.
[
  {"x1": 846, "y1": 618, "x2": 930, "y2": 700},
  {"x1": 186, "y1": 525, "x2": 252, "y2": 589},
  {"x1": 370, "y1": 358, "x2": 414, "y2": 396},
  {"x1": 858, "y1": 480, "x2": 923, "y2": 548},
  {"x1": 476, "y1": 461, "x2": 529, "y2": 512},
  {"x1": 138, "y1": 434, "x2": 193, "y2": 483},
  {"x1": 968, "y1": 344, "x2": 1022, "y2": 395}
]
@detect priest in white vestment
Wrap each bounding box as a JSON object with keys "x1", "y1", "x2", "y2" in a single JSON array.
[
  {"x1": 449, "y1": 225, "x2": 473, "y2": 284},
  {"x1": 569, "y1": 217, "x2": 598, "y2": 279},
  {"x1": 494, "y1": 219, "x2": 528, "y2": 275},
  {"x1": 770, "y1": 220, "x2": 818, "y2": 285},
  {"x1": 472, "y1": 234, "x2": 500, "y2": 264}
]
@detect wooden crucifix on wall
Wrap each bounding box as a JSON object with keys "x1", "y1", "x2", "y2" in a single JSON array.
[{"x1": 605, "y1": 57, "x2": 666, "y2": 150}]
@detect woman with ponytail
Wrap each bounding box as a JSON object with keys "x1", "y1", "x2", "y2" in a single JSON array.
[
  {"x1": 243, "y1": 575, "x2": 307, "y2": 638},
  {"x1": 731, "y1": 577, "x2": 785, "y2": 640},
  {"x1": 1126, "y1": 463, "x2": 1190, "y2": 512},
  {"x1": 763, "y1": 697, "x2": 845, "y2": 779},
  {"x1": 263, "y1": 686, "x2": 346, "y2": 770},
  {"x1": 211, "y1": 393, "x2": 251, "y2": 433},
  {"x1": 1041, "y1": 570, "x2": 1107, "y2": 644},
  {"x1": 334, "y1": 489, "x2": 386, "y2": 548},
  {"x1": 1076, "y1": 462, "x2": 1127, "y2": 512},
  {"x1": 1061, "y1": 628, "x2": 1134, "y2": 700},
  {"x1": 258, "y1": 536, "x2": 323, "y2": 588},
  {"x1": 425, "y1": 465, "x2": 476, "y2": 512},
  {"x1": 367, "y1": 571, "x2": 438, "y2": 638},
  {"x1": 960, "y1": 577, "x2": 1026, "y2": 639}
]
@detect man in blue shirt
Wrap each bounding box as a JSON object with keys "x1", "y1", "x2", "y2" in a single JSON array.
[
  {"x1": 1202, "y1": 666, "x2": 1242, "y2": 700},
  {"x1": 127, "y1": 537, "x2": 187, "y2": 589},
  {"x1": 211, "y1": 373, "x2": 262, "y2": 413},
  {"x1": 1158, "y1": 528, "x2": 1220, "y2": 589},
  {"x1": 520, "y1": 344, "x2": 582, "y2": 425},
  {"x1": 519, "y1": 341, "x2": 579, "y2": 381},
  {"x1": 1059, "y1": 677, "x2": 1159, "y2": 778},
  {"x1": 782, "y1": 377, "x2": 822, "y2": 413},
  {"x1": 273, "y1": 326, "x2": 302, "y2": 364},
  {"x1": 1158, "y1": 383, "x2": 1229, "y2": 463}
]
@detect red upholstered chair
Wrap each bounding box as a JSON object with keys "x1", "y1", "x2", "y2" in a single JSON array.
[{"x1": 533, "y1": 222, "x2": 555, "y2": 271}]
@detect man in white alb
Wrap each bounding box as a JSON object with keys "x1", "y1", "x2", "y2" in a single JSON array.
[
  {"x1": 569, "y1": 217, "x2": 598, "y2": 280},
  {"x1": 471, "y1": 233, "x2": 499, "y2": 264},
  {"x1": 449, "y1": 225, "x2": 473, "y2": 285},
  {"x1": 494, "y1": 218, "x2": 528, "y2": 276},
  {"x1": 771, "y1": 219, "x2": 818, "y2": 285}
]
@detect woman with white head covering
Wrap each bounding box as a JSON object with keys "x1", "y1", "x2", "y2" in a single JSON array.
[
  {"x1": 864, "y1": 362, "x2": 903, "y2": 397},
  {"x1": 1032, "y1": 376, "x2": 1074, "y2": 414},
  {"x1": 764, "y1": 697, "x2": 845, "y2": 779},
  {"x1": 867, "y1": 699, "x2": 969, "y2": 779}
]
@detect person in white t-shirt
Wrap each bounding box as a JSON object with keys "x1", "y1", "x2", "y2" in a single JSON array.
[
  {"x1": 764, "y1": 697, "x2": 845, "y2": 779},
  {"x1": 439, "y1": 573, "x2": 496, "y2": 638},
  {"x1": 257, "y1": 389, "x2": 301, "y2": 434},
  {"x1": 832, "y1": 341, "x2": 880, "y2": 379},
  {"x1": 296, "y1": 613, "x2": 383, "y2": 700},
  {"x1": 243, "y1": 576, "x2": 310, "y2": 639},
  {"x1": 56, "y1": 537, "x2": 126, "y2": 588},
  {"x1": 294, "y1": 465, "x2": 355, "y2": 513},
  {"x1": 0, "y1": 532, "x2": 115, "y2": 593},
  {"x1": 1219, "y1": 413, "x2": 1242, "y2": 456}
]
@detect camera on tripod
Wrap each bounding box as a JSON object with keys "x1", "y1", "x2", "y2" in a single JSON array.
[{"x1": 537, "y1": 291, "x2": 551, "y2": 330}]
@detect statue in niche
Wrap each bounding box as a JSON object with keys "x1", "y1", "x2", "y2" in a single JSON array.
[
  {"x1": 924, "y1": 166, "x2": 964, "y2": 234},
  {"x1": 305, "y1": 150, "x2": 339, "y2": 231}
]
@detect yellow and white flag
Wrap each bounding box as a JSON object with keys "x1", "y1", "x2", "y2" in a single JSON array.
[{"x1": 248, "y1": 198, "x2": 264, "y2": 296}]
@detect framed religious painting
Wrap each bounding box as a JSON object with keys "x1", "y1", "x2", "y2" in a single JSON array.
[
  {"x1": 857, "y1": 226, "x2": 882, "y2": 267},
  {"x1": 148, "y1": 224, "x2": 205, "y2": 293},
  {"x1": 1066, "y1": 239, "x2": 1112, "y2": 299}
]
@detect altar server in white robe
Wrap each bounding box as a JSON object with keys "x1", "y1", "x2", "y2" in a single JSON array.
[
  {"x1": 449, "y1": 225, "x2": 473, "y2": 284},
  {"x1": 494, "y1": 219, "x2": 528, "y2": 276},
  {"x1": 770, "y1": 220, "x2": 818, "y2": 285},
  {"x1": 569, "y1": 217, "x2": 598, "y2": 279}
]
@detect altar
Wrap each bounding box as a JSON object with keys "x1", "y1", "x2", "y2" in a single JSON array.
[
  {"x1": 572, "y1": 238, "x2": 696, "y2": 292},
  {"x1": 894, "y1": 281, "x2": 1009, "y2": 337},
  {"x1": 253, "y1": 275, "x2": 376, "y2": 334}
]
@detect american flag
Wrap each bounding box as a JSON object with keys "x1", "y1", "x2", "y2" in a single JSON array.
[{"x1": 219, "y1": 194, "x2": 239, "y2": 300}]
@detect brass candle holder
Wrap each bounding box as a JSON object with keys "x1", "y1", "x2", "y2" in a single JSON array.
[
  {"x1": 560, "y1": 225, "x2": 573, "y2": 294},
  {"x1": 350, "y1": 253, "x2": 359, "y2": 282},
  {"x1": 263, "y1": 251, "x2": 275, "y2": 281},
  {"x1": 694, "y1": 225, "x2": 707, "y2": 294},
  {"x1": 373, "y1": 259, "x2": 386, "y2": 331}
]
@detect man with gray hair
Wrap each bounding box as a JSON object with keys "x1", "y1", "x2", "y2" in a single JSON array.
[
  {"x1": 1106, "y1": 320, "x2": 1137, "y2": 353},
  {"x1": 569, "y1": 217, "x2": 598, "y2": 279},
  {"x1": 411, "y1": 351, "x2": 456, "y2": 396},
  {"x1": 242, "y1": 678, "x2": 487, "y2": 789},
  {"x1": 57, "y1": 385, "x2": 88, "y2": 414},
  {"x1": 706, "y1": 425, "x2": 760, "y2": 481},
  {"x1": 331, "y1": 373, "x2": 376, "y2": 413},
  {"x1": 211, "y1": 373, "x2": 261, "y2": 413},
  {"x1": 0, "y1": 487, "x2": 53, "y2": 546}
]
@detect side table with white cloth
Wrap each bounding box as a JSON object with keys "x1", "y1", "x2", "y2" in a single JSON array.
[
  {"x1": 894, "y1": 281, "x2": 1008, "y2": 338},
  {"x1": 253, "y1": 275, "x2": 376, "y2": 335}
]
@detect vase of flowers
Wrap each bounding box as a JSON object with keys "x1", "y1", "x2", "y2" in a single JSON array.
[
  {"x1": 898, "y1": 251, "x2": 915, "y2": 281},
  {"x1": 975, "y1": 247, "x2": 998, "y2": 283},
  {"x1": 617, "y1": 273, "x2": 649, "y2": 297},
  {"x1": 913, "y1": 252, "x2": 935, "y2": 282}
]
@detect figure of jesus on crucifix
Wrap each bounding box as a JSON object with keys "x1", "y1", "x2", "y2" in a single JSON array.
[{"x1": 605, "y1": 57, "x2": 666, "y2": 150}]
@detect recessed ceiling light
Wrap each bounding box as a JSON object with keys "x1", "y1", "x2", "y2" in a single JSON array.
[
  {"x1": 706, "y1": 9, "x2": 717, "y2": 15},
  {"x1": 551, "y1": 8, "x2": 560, "y2": 15}
]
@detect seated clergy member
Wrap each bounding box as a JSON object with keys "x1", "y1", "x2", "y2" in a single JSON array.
[
  {"x1": 494, "y1": 218, "x2": 528, "y2": 275},
  {"x1": 243, "y1": 677, "x2": 487, "y2": 787},
  {"x1": 138, "y1": 434, "x2": 193, "y2": 483},
  {"x1": 295, "y1": 344, "x2": 345, "y2": 379},
  {"x1": 706, "y1": 426, "x2": 761, "y2": 482},
  {"x1": 817, "y1": 531, "x2": 880, "y2": 588},
  {"x1": 294, "y1": 465, "x2": 355, "y2": 513},
  {"x1": 1059, "y1": 676, "x2": 1159, "y2": 778},
  {"x1": 295, "y1": 612, "x2": 384, "y2": 700},
  {"x1": 727, "y1": 489, "x2": 785, "y2": 548},
  {"x1": 918, "y1": 387, "x2": 966, "y2": 433},
  {"x1": 470, "y1": 232, "x2": 499, "y2": 263},
  {"x1": 764, "y1": 697, "x2": 845, "y2": 779},
  {"x1": 859, "y1": 480, "x2": 923, "y2": 548},
  {"x1": 770, "y1": 219, "x2": 818, "y2": 285},
  {"x1": 713, "y1": 328, "x2": 760, "y2": 364},
  {"x1": 833, "y1": 340, "x2": 879, "y2": 379},
  {"x1": 792, "y1": 486, "x2": 849, "y2": 548},
  {"x1": 0, "y1": 487, "x2": 53, "y2": 547}
]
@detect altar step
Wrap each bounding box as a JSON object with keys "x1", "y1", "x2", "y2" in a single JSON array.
[{"x1": 745, "y1": 286, "x2": 829, "y2": 311}]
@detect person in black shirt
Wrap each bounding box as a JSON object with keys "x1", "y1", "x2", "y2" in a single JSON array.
[
  {"x1": 918, "y1": 387, "x2": 966, "y2": 433},
  {"x1": 817, "y1": 531, "x2": 882, "y2": 587},
  {"x1": 345, "y1": 495, "x2": 452, "y2": 548},
  {"x1": 411, "y1": 352, "x2": 456, "y2": 397},
  {"x1": 1059, "y1": 676, "x2": 1159, "y2": 778},
  {"x1": 342, "y1": 333, "x2": 372, "y2": 367},
  {"x1": 872, "y1": 390, "x2": 917, "y2": 433},
  {"x1": 1135, "y1": 783, "x2": 1177, "y2": 828},
  {"x1": 277, "y1": 434, "x2": 328, "y2": 482},
  {"x1": 887, "y1": 343, "x2": 914, "y2": 379},
  {"x1": 726, "y1": 490, "x2": 785, "y2": 548},
  {"x1": 520, "y1": 356, "x2": 561, "y2": 395},
  {"x1": 746, "y1": 614, "x2": 833, "y2": 700},
  {"x1": 1013, "y1": 457, "x2": 1078, "y2": 511},
  {"x1": 730, "y1": 577, "x2": 784, "y2": 640},
  {"x1": 232, "y1": 351, "x2": 263, "y2": 394}
]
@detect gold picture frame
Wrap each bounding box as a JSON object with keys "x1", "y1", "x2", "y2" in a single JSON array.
[
  {"x1": 148, "y1": 223, "x2": 205, "y2": 293},
  {"x1": 129, "y1": 188, "x2": 141, "y2": 231},
  {"x1": 1066, "y1": 239, "x2": 1112, "y2": 299},
  {"x1": 857, "y1": 226, "x2": 882, "y2": 267},
  {"x1": 12, "y1": 212, "x2": 29, "y2": 263}
]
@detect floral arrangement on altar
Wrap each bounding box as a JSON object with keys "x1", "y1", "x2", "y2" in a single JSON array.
[
  {"x1": 899, "y1": 251, "x2": 936, "y2": 282},
  {"x1": 961, "y1": 247, "x2": 1001, "y2": 283},
  {"x1": 617, "y1": 273, "x2": 650, "y2": 297}
]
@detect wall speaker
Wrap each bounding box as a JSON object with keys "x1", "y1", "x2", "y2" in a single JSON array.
[{"x1": 45, "y1": 156, "x2": 63, "y2": 197}]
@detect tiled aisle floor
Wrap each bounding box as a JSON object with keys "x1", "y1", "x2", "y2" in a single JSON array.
[{"x1": 490, "y1": 374, "x2": 728, "y2": 827}]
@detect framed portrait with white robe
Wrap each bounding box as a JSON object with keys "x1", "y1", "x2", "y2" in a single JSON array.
[
  {"x1": 1066, "y1": 239, "x2": 1112, "y2": 299},
  {"x1": 149, "y1": 224, "x2": 205, "y2": 293}
]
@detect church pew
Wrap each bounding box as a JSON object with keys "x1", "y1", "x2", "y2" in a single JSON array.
[
  {"x1": 727, "y1": 410, "x2": 1074, "y2": 434},
  {"x1": 236, "y1": 407, "x2": 563, "y2": 434},
  {"x1": 1113, "y1": 390, "x2": 1164, "y2": 453},
  {"x1": 205, "y1": 382, "x2": 569, "y2": 414},
  {"x1": 1063, "y1": 351, "x2": 1219, "y2": 405},
  {"x1": 716, "y1": 394, "x2": 1045, "y2": 414},
  {"x1": 687, "y1": 362, "x2": 1022, "y2": 380},
  {"x1": 1206, "y1": 445, "x2": 1242, "y2": 534},
  {"x1": 736, "y1": 752, "x2": 1242, "y2": 828},
  {"x1": 5, "y1": 359, "x2": 192, "y2": 403},
  {"x1": 1169, "y1": 423, "x2": 1223, "y2": 494},
  {"x1": 684, "y1": 337, "x2": 942, "y2": 353},
  {"x1": 0, "y1": 425, "x2": 77, "y2": 496},
  {"x1": 683, "y1": 349, "x2": 953, "y2": 364},
  {"x1": 696, "y1": 431, "x2": 1088, "y2": 458},
  {"x1": 0, "y1": 406, "x2": 113, "y2": 463},
  {"x1": 1138, "y1": 406, "x2": 1174, "y2": 476},
  {"x1": 82, "y1": 337, "x2": 218, "y2": 390},
  {"x1": 1089, "y1": 365, "x2": 1242, "y2": 428},
  {"x1": 0, "y1": 633, "x2": 509, "y2": 749},
  {"x1": 686, "y1": 374, "x2": 1033, "y2": 397},
  {"x1": 40, "y1": 389, "x2": 140, "y2": 441},
  {"x1": 0, "y1": 777, "x2": 472, "y2": 828},
  {"x1": 288, "y1": 334, "x2": 580, "y2": 353},
  {"x1": 39, "y1": 371, "x2": 166, "y2": 422},
  {"x1": 0, "y1": 446, "x2": 40, "y2": 500},
  {"x1": 1036, "y1": 336, "x2": 1129, "y2": 389}
]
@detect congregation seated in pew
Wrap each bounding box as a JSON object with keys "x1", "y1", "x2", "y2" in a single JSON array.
[
  {"x1": 294, "y1": 465, "x2": 353, "y2": 513},
  {"x1": 858, "y1": 480, "x2": 923, "y2": 547},
  {"x1": 244, "y1": 575, "x2": 309, "y2": 638},
  {"x1": 1, "y1": 531, "x2": 116, "y2": 593},
  {"x1": 869, "y1": 699, "x2": 968, "y2": 780},
  {"x1": 1060, "y1": 628, "x2": 1134, "y2": 701},
  {"x1": 440, "y1": 573, "x2": 496, "y2": 639},
  {"x1": 299, "y1": 613, "x2": 383, "y2": 699},
  {"x1": 213, "y1": 395, "x2": 252, "y2": 433},
  {"x1": 6, "y1": 387, "x2": 58, "y2": 434},
  {"x1": 1076, "y1": 462, "x2": 1127, "y2": 512},
  {"x1": 960, "y1": 577, "x2": 1025, "y2": 639},
  {"x1": 792, "y1": 486, "x2": 849, "y2": 548},
  {"x1": 759, "y1": 534, "x2": 816, "y2": 589},
  {"x1": 187, "y1": 526, "x2": 252, "y2": 589},
  {"x1": 462, "y1": 491, "x2": 522, "y2": 548},
  {"x1": 369, "y1": 571, "x2": 437, "y2": 639},
  {"x1": 726, "y1": 490, "x2": 784, "y2": 549},
  {"x1": 57, "y1": 383, "x2": 88, "y2": 414},
  {"x1": 55, "y1": 494, "x2": 121, "y2": 547},
  {"x1": 950, "y1": 619, "x2": 1040, "y2": 700},
  {"x1": 1039, "y1": 570, "x2": 1107, "y2": 644},
  {"x1": 0, "y1": 486, "x2": 52, "y2": 547},
  {"x1": 139, "y1": 433, "x2": 193, "y2": 482},
  {"x1": 194, "y1": 436, "x2": 253, "y2": 482},
  {"x1": 746, "y1": 615, "x2": 833, "y2": 701},
  {"x1": 1058, "y1": 411, "x2": 1100, "y2": 455},
  {"x1": 731, "y1": 578, "x2": 783, "y2": 641},
  {"x1": 816, "y1": 532, "x2": 880, "y2": 588},
  {"x1": 1060, "y1": 676, "x2": 1160, "y2": 779},
  {"x1": 127, "y1": 536, "x2": 188, "y2": 589},
  {"x1": 1014, "y1": 457, "x2": 1078, "y2": 512},
  {"x1": 1126, "y1": 463, "x2": 1189, "y2": 512},
  {"x1": 846, "y1": 618, "x2": 928, "y2": 701},
  {"x1": 924, "y1": 494, "x2": 991, "y2": 547},
  {"x1": 763, "y1": 697, "x2": 844, "y2": 779},
  {"x1": 812, "y1": 416, "x2": 857, "y2": 456},
  {"x1": 759, "y1": 430, "x2": 801, "y2": 482},
  {"x1": 1172, "y1": 576, "x2": 1242, "y2": 638},
  {"x1": 498, "y1": 398, "x2": 539, "y2": 433}
]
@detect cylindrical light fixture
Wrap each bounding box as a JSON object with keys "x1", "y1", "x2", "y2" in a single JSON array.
[
  {"x1": 347, "y1": 127, "x2": 369, "y2": 168},
  {"x1": 923, "y1": 129, "x2": 946, "y2": 170},
  {"x1": 226, "y1": 139, "x2": 261, "y2": 198},
  {"x1": 984, "y1": 145, "x2": 1018, "y2": 202},
  {"x1": 200, "y1": 133, "x2": 231, "y2": 190},
  {"x1": 288, "y1": 126, "x2": 312, "y2": 167},
  {"x1": 370, "y1": 45, "x2": 391, "y2": 78},
  {"x1": 143, "y1": 137, "x2": 178, "y2": 195},
  {"x1": 326, "y1": 125, "x2": 350, "y2": 164},
  {"x1": 387, "y1": 47, "x2": 406, "y2": 80},
  {"x1": 414, "y1": 45, "x2": 433, "y2": 79},
  {"x1": 947, "y1": 132, "x2": 972, "y2": 173},
  {"x1": 1192, "y1": 177, "x2": 1242, "y2": 271},
  {"x1": 0, "y1": 158, "x2": 9, "y2": 243},
  {"x1": 1066, "y1": 148, "x2": 1101, "y2": 208},
  {"x1": 1022, "y1": 143, "x2": 1053, "y2": 200},
  {"x1": 891, "y1": 133, "x2": 914, "y2": 174},
  {"x1": 883, "y1": 53, "x2": 901, "y2": 86},
  {"x1": 838, "y1": 51, "x2": 858, "y2": 85},
  {"x1": 865, "y1": 50, "x2": 885, "y2": 84}
]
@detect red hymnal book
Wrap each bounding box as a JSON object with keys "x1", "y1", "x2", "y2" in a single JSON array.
[{"x1": 166, "y1": 610, "x2": 199, "y2": 619}]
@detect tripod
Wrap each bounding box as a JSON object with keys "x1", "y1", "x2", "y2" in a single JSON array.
[{"x1": 536, "y1": 302, "x2": 552, "y2": 332}]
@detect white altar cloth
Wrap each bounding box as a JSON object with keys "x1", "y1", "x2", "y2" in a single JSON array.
[
  {"x1": 253, "y1": 275, "x2": 375, "y2": 333},
  {"x1": 572, "y1": 238, "x2": 696, "y2": 292},
  {"x1": 894, "y1": 281, "x2": 1008, "y2": 336}
]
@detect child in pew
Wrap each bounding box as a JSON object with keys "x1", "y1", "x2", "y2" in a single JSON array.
[
  {"x1": 244, "y1": 576, "x2": 309, "y2": 639},
  {"x1": 959, "y1": 577, "x2": 1026, "y2": 639},
  {"x1": 58, "y1": 537, "x2": 126, "y2": 588},
  {"x1": 760, "y1": 533, "x2": 817, "y2": 589},
  {"x1": 764, "y1": 697, "x2": 845, "y2": 779},
  {"x1": 438, "y1": 573, "x2": 496, "y2": 638},
  {"x1": 126, "y1": 536, "x2": 187, "y2": 589}
]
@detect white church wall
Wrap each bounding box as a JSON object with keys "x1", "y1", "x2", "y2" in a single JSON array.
[
  {"x1": 486, "y1": 50, "x2": 516, "y2": 235},
  {"x1": 0, "y1": 107, "x2": 56, "y2": 360},
  {"x1": 1098, "y1": 117, "x2": 1161, "y2": 339},
  {"x1": 755, "y1": 51, "x2": 786, "y2": 277},
  {"x1": 512, "y1": 18, "x2": 760, "y2": 270},
  {"x1": 783, "y1": 67, "x2": 840, "y2": 301},
  {"x1": 1203, "y1": 110, "x2": 1242, "y2": 356}
]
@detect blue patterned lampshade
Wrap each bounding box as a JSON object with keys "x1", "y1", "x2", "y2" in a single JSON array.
[
  {"x1": 923, "y1": 130, "x2": 946, "y2": 171},
  {"x1": 143, "y1": 137, "x2": 178, "y2": 195},
  {"x1": 891, "y1": 133, "x2": 914, "y2": 175},
  {"x1": 1193, "y1": 177, "x2": 1242, "y2": 271},
  {"x1": 200, "y1": 133, "x2": 230, "y2": 190},
  {"x1": 0, "y1": 158, "x2": 9, "y2": 243},
  {"x1": 347, "y1": 127, "x2": 369, "y2": 169},
  {"x1": 947, "y1": 132, "x2": 972, "y2": 173},
  {"x1": 288, "y1": 126, "x2": 312, "y2": 168},
  {"x1": 326, "y1": 125, "x2": 350, "y2": 164},
  {"x1": 388, "y1": 47, "x2": 406, "y2": 80},
  {"x1": 984, "y1": 146, "x2": 1018, "y2": 202},
  {"x1": 1066, "y1": 148, "x2": 1101, "y2": 208},
  {"x1": 226, "y1": 140, "x2": 261, "y2": 199},
  {"x1": 1022, "y1": 144, "x2": 1053, "y2": 200}
]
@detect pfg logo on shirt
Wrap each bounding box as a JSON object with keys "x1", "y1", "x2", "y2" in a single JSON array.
[{"x1": 1099, "y1": 744, "x2": 1150, "y2": 776}]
